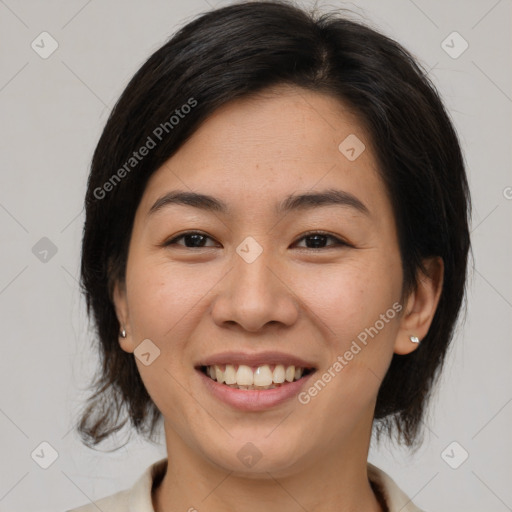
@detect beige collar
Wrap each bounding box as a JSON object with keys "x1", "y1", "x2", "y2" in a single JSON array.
[{"x1": 67, "y1": 457, "x2": 425, "y2": 512}]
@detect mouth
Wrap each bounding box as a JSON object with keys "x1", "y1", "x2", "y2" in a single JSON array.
[{"x1": 197, "y1": 363, "x2": 316, "y2": 390}]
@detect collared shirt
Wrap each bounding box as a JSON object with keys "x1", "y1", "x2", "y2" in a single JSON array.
[{"x1": 67, "y1": 458, "x2": 425, "y2": 512}]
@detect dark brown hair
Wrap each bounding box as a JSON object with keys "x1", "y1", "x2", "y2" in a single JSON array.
[{"x1": 78, "y1": 0, "x2": 471, "y2": 449}]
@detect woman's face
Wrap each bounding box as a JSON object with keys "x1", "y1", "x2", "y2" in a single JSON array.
[{"x1": 114, "y1": 85, "x2": 424, "y2": 476}]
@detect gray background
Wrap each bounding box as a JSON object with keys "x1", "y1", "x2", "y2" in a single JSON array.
[{"x1": 0, "y1": 0, "x2": 511, "y2": 511}]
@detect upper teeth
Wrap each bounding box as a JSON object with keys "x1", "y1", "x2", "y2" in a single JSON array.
[{"x1": 206, "y1": 364, "x2": 305, "y2": 386}]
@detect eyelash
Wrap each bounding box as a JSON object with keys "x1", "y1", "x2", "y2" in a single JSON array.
[{"x1": 163, "y1": 230, "x2": 351, "y2": 250}]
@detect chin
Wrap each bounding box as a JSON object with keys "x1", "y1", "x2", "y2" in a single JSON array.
[{"x1": 199, "y1": 430, "x2": 309, "y2": 477}]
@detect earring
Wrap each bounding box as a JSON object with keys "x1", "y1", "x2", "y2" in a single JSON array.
[
  {"x1": 119, "y1": 328, "x2": 127, "y2": 339},
  {"x1": 409, "y1": 335, "x2": 420, "y2": 343}
]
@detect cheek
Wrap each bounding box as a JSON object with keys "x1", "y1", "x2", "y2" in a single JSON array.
[
  {"x1": 293, "y1": 253, "x2": 402, "y2": 411},
  {"x1": 126, "y1": 257, "x2": 210, "y2": 341},
  {"x1": 294, "y1": 254, "x2": 402, "y2": 343},
  {"x1": 124, "y1": 258, "x2": 211, "y2": 420}
]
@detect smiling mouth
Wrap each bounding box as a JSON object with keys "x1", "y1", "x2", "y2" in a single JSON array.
[{"x1": 198, "y1": 363, "x2": 316, "y2": 390}]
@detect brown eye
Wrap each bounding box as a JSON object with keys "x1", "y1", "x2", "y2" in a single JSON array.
[
  {"x1": 163, "y1": 231, "x2": 350, "y2": 250},
  {"x1": 165, "y1": 231, "x2": 218, "y2": 248},
  {"x1": 294, "y1": 232, "x2": 349, "y2": 250}
]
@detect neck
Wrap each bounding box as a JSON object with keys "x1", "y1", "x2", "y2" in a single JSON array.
[{"x1": 152, "y1": 419, "x2": 384, "y2": 512}]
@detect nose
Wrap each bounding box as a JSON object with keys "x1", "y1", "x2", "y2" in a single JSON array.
[{"x1": 210, "y1": 244, "x2": 299, "y2": 333}]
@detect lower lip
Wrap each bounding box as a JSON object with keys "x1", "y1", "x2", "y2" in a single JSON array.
[{"x1": 196, "y1": 368, "x2": 316, "y2": 411}]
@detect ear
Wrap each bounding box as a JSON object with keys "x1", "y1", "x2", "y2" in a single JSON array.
[
  {"x1": 112, "y1": 280, "x2": 136, "y2": 353},
  {"x1": 394, "y1": 256, "x2": 444, "y2": 355}
]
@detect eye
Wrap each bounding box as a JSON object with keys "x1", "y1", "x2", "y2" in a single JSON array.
[
  {"x1": 163, "y1": 230, "x2": 350, "y2": 250},
  {"x1": 164, "y1": 231, "x2": 219, "y2": 248},
  {"x1": 293, "y1": 231, "x2": 350, "y2": 250}
]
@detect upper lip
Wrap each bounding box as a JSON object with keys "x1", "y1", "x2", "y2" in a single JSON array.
[{"x1": 195, "y1": 351, "x2": 316, "y2": 369}]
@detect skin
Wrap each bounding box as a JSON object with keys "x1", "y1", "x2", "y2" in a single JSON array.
[{"x1": 113, "y1": 84, "x2": 443, "y2": 512}]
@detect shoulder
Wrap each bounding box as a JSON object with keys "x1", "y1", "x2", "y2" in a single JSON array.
[
  {"x1": 66, "y1": 457, "x2": 168, "y2": 512},
  {"x1": 66, "y1": 488, "x2": 130, "y2": 512},
  {"x1": 367, "y1": 463, "x2": 427, "y2": 512}
]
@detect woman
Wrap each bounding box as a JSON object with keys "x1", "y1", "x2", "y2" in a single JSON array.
[{"x1": 68, "y1": 1, "x2": 471, "y2": 511}]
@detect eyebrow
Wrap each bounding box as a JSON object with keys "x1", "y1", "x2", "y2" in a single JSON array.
[{"x1": 148, "y1": 188, "x2": 370, "y2": 217}]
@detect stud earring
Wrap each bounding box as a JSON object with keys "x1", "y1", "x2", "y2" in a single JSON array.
[
  {"x1": 119, "y1": 328, "x2": 127, "y2": 339},
  {"x1": 409, "y1": 335, "x2": 420, "y2": 343}
]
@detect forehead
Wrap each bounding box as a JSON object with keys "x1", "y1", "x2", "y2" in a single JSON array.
[{"x1": 139, "y1": 86, "x2": 386, "y2": 217}]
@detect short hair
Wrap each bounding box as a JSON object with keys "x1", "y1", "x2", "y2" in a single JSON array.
[{"x1": 78, "y1": 0, "x2": 471, "y2": 449}]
